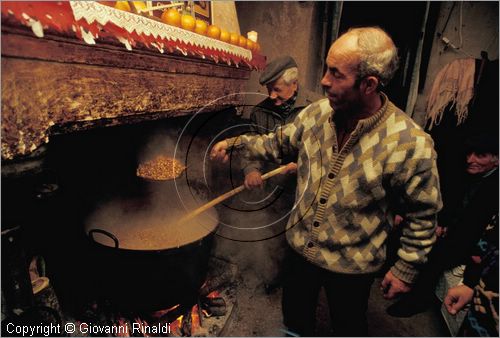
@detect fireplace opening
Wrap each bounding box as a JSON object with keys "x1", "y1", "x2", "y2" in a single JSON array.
[{"x1": 1, "y1": 107, "x2": 246, "y2": 336}]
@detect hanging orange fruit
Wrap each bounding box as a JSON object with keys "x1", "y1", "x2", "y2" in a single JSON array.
[
  {"x1": 246, "y1": 39, "x2": 254, "y2": 51},
  {"x1": 161, "y1": 8, "x2": 181, "y2": 27},
  {"x1": 219, "y1": 29, "x2": 230, "y2": 43},
  {"x1": 132, "y1": 1, "x2": 147, "y2": 13},
  {"x1": 181, "y1": 14, "x2": 196, "y2": 31},
  {"x1": 238, "y1": 35, "x2": 247, "y2": 48},
  {"x1": 206, "y1": 25, "x2": 221, "y2": 39},
  {"x1": 229, "y1": 32, "x2": 239, "y2": 45},
  {"x1": 114, "y1": 1, "x2": 131, "y2": 11},
  {"x1": 194, "y1": 19, "x2": 208, "y2": 35}
]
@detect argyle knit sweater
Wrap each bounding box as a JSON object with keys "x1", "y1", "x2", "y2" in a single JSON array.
[{"x1": 227, "y1": 94, "x2": 442, "y2": 283}]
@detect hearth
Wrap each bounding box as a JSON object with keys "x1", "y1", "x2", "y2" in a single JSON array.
[
  {"x1": 1, "y1": 105, "x2": 247, "y2": 337},
  {"x1": 2, "y1": 256, "x2": 237, "y2": 337}
]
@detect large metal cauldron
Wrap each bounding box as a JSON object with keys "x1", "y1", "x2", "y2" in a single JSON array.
[{"x1": 84, "y1": 191, "x2": 218, "y2": 311}]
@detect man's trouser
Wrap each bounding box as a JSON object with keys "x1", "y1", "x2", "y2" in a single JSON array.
[{"x1": 282, "y1": 249, "x2": 375, "y2": 336}]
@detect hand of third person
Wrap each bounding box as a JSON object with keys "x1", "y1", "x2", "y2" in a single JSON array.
[
  {"x1": 394, "y1": 214, "x2": 404, "y2": 227},
  {"x1": 244, "y1": 171, "x2": 263, "y2": 190},
  {"x1": 435, "y1": 225, "x2": 448, "y2": 238},
  {"x1": 210, "y1": 140, "x2": 229, "y2": 163},
  {"x1": 380, "y1": 270, "x2": 412, "y2": 299},
  {"x1": 444, "y1": 284, "x2": 474, "y2": 315}
]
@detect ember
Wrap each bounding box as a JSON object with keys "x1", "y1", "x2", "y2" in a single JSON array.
[
  {"x1": 161, "y1": 296, "x2": 227, "y2": 336},
  {"x1": 206, "y1": 291, "x2": 221, "y2": 298},
  {"x1": 151, "y1": 304, "x2": 181, "y2": 319},
  {"x1": 201, "y1": 295, "x2": 227, "y2": 317},
  {"x1": 116, "y1": 319, "x2": 130, "y2": 337}
]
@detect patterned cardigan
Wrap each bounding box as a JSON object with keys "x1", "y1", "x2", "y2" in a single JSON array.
[{"x1": 227, "y1": 94, "x2": 442, "y2": 283}]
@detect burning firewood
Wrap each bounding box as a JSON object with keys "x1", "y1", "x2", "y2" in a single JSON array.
[
  {"x1": 202, "y1": 297, "x2": 225, "y2": 307},
  {"x1": 133, "y1": 317, "x2": 150, "y2": 337},
  {"x1": 203, "y1": 305, "x2": 227, "y2": 317},
  {"x1": 201, "y1": 296, "x2": 227, "y2": 318},
  {"x1": 200, "y1": 260, "x2": 237, "y2": 297},
  {"x1": 116, "y1": 318, "x2": 130, "y2": 337},
  {"x1": 180, "y1": 310, "x2": 192, "y2": 337},
  {"x1": 197, "y1": 299, "x2": 204, "y2": 328}
]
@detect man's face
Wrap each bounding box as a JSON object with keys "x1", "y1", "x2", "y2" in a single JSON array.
[
  {"x1": 266, "y1": 77, "x2": 297, "y2": 107},
  {"x1": 320, "y1": 37, "x2": 363, "y2": 115},
  {"x1": 466, "y1": 152, "x2": 498, "y2": 175}
]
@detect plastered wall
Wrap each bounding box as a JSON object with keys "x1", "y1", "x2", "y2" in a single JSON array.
[
  {"x1": 235, "y1": 1, "x2": 498, "y2": 126},
  {"x1": 212, "y1": 1, "x2": 241, "y2": 35},
  {"x1": 236, "y1": 1, "x2": 325, "y2": 105}
]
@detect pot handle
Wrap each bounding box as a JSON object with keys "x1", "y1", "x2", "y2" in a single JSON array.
[{"x1": 88, "y1": 229, "x2": 120, "y2": 249}]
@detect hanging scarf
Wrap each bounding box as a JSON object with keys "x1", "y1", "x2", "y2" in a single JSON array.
[{"x1": 426, "y1": 58, "x2": 476, "y2": 129}]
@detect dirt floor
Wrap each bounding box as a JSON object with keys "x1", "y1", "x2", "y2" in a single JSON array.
[{"x1": 224, "y1": 275, "x2": 450, "y2": 337}]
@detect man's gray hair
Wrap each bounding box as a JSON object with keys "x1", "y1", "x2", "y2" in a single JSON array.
[
  {"x1": 347, "y1": 27, "x2": 399, "y2": 87},
  {"x1": 281, "y1": 67, "x2": 299, "y2": 85}
]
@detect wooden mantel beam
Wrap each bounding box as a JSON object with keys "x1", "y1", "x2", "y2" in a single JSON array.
[{"x1": 1, "y1": 26, "x2": 251, "y2": 161}]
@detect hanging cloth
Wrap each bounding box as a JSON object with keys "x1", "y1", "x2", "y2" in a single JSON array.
[{"x1": 425, "y1": 58, "x2": 476, "y2": 129}]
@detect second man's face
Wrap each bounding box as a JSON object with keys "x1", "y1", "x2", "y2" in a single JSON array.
[
  {"x1": 466, "y1": 152, "x2": 498, "y2": 175},
  {"x1": 266, "y1": 78, "x2": 297, "y2": 106}
]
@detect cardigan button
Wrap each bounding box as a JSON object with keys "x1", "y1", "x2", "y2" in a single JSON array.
[
  {"x1": 313, "y1": 221, "x2": 320, "y2": 227},
  {"x1": 320, "y1": 198, "x2": 327, "y2": 204},
  {"x1": 307, "y1": 242, "x2": 314, "y2": 248},
  {"x1": 328, "y1": 173, "x2": 335, "y2": 179}
]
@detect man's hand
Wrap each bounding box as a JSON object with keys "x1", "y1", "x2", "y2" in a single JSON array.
[
  {"x1": 444, "y1": 284, "x2": 474, "y2": 315},
  {"x1": 380, "y1": 270, "x2": 412, "y2": 299},
  {"x1": 210, "y1": 140, "x2": 229, "y2": 163},
  {"x1": 435, "y1": 226, "x2": 448, "y2": 238},
  {"x1": 281, "y1": 162, "x2": 297, "y2": 175},
  {"x1": 244, "y1": 171, "x2": 263, "y2": 190}
]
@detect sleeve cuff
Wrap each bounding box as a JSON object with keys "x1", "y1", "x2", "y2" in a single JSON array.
[
  {"x1": 225, "y1": 136, "x2": 244, "y2": 148},
  {"x1": 243, "y1": 165, "x2": 261, "y2": 176},
  {"x1": 390, "y1": 260, "x2": 419, "y2": 284}
]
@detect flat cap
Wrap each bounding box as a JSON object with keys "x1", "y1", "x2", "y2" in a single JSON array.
[
  {"x1": 259, "y1": 55, "x2": 298, "y2": 85},
  {"x1": 464, "y1": 133, "x2": 499, "y2": 155}
]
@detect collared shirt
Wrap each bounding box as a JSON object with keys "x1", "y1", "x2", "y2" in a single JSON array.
[{"x1": 275, "y1": 92, "x2": 298, "y2": 118}]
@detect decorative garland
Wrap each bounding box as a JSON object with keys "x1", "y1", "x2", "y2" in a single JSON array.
[{"x1": 1, "y1": 1, "x2": 266, "y2": 69}]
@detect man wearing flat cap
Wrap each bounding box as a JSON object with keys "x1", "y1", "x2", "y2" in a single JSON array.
[
  {"x1": 243, "y1": 56, "x2": 323, "y2": 191},
  {"x1": 233, "y1": 55, "x2": 324, "y2": 293}
]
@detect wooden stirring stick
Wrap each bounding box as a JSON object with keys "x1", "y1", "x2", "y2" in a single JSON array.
[{"x1": 177, "y1": 165, "x2": 291, "y2": 225}]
